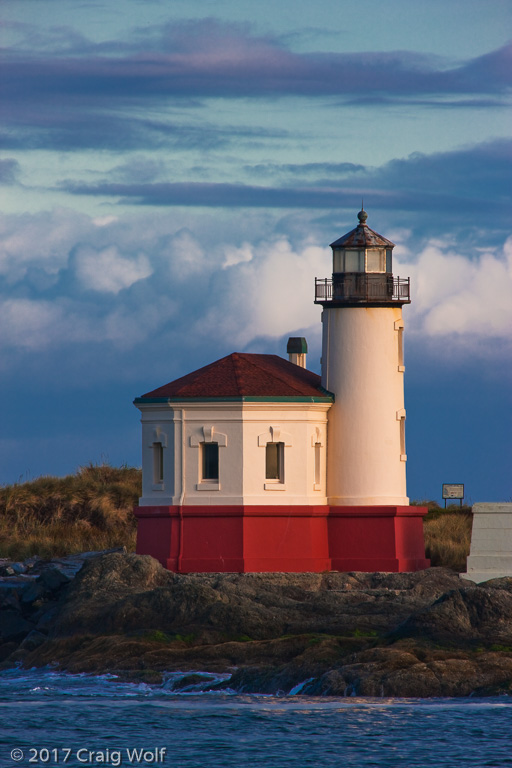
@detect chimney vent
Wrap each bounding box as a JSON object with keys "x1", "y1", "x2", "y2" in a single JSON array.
[{"x1": 287, "y1": 337, "x2": 308, "y2": 368}]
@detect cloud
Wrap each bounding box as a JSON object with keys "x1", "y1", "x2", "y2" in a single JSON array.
[
  {"x1": 1, "y1": 20, "x2": 510, "y2": 151},
  {"x1": 0, "y1": 110, "x2": 268, "y2": 152},
  {"x1": 58, "y1": 138, "x2": 511, "y2": 243},
  {"x1": 0, "y1": 158, "x2": 20, "y2": 184},
  {"x1": 205, "y1": 237, "x2": 329, "y2": 346},
  {"x1": 396, "y1": 237, "x2": 512, "y2": 346},
  {"x1": 0, "y1": 208, "x2": 91, "y2": 283},
  {"x1": 61, "y1": 180, "x2": 347, "y2": 208},
  {"x1": 371, "y1": 139, "x2": 512, "y2": 201},
  {"x1": 74, "y1": 245, "x2": 153, "y2": 294},
  {"x1": 245, "y1": 162, "x2": 367, "y2": 178},
  {"x1": 0, "y1": 298, "x2": 66, "y2": 350},
  {"x1": 5, "y1": 21, "x2": 511, "y2": 100},
  {"x1": 0, "y1": 207, "x2": 509, "y2": 382}
]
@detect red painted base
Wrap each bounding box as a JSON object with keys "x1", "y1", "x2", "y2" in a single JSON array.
[
  {"x1": 328, "y1": 506, "x2": 430, "y2": 572},
  {"x1": 134, "y1": 504, "x2": 430, "y2": 573}
]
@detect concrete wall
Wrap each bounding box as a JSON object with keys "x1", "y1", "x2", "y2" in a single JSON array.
[{"x1": 462, "y1": 503, "x2": 512, "y2": 583}]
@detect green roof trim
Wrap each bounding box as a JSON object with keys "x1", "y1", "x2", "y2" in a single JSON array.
[{"x1": 134, "y1": 394, "x2": 334, "y2": 405}]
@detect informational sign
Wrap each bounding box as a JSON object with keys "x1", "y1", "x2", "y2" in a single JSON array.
[{"x1": 442, "y1": 484, "x2": 464, "y2": 500}]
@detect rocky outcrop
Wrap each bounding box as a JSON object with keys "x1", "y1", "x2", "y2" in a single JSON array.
[
  {"x1": 392, "y1": 578, "x2": 512, "y2": 645},
  {"x1": 2, "y1": 552, "x2": 512, "y2": 697},
  {"x1": 49, "y1": 554, "x2": 462, "y2": 642},
  {"x1": 0, "y1": 550, "x2": 124, "y2": 660}
]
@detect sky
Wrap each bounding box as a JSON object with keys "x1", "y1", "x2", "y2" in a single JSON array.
[{"x1": 1, "y1": 0, "x2": 511, "y2": 504}]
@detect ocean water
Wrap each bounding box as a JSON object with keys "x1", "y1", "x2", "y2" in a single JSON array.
[{"x1": 0, "y1": 668, "x2": 511, "y2": 768}]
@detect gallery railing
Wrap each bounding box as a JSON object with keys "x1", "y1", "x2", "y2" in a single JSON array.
[{"x1": 315, "y1": 275, "x2": 410, "y2": 304}]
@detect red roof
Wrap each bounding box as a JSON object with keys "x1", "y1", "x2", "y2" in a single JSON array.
[{"x1": 139, "y1": 353, "x2": 331, "y2": 399}]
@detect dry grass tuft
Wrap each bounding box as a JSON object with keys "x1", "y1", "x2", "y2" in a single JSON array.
[
  {"x1": 422, "y1": 505, "x2": 473, "y2": 572},
  {"x1": 0, "y1": 463, "x2": 141, "y2": 560}
]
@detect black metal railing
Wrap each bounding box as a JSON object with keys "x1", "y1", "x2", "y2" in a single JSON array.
[{"x1": 315, "y1": 274, "x2": 410, "y2": 304}]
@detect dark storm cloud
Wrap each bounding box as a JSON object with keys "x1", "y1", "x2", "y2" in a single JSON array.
[{"x1": 1, "y1": 20, "x2": 510, "y2": 150}]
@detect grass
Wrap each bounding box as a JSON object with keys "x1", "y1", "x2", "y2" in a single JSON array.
[
  {"x1": 0, "y1": 463, "x2": 140, "y2": 561},
  {"x1": 419, "y1": 501, "x2": 473, "y2": 572},
  {"x1": 0, "y1": 469, "x2": 473, "y2": 571}
]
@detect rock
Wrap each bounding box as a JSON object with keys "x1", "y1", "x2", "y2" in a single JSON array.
[
  {"x1": 0, "y1": 611, "x2": 35, "y2": 642},
  {"x1": 10, "y1": 563, "x2": 28, "y2": 575},
  {"x1": 301, "y1": 645, "x2": 512, "y2": 698},
  {"x1": 393, "y1": 582, "x2": 512, "y2": 645},
  {"x1": 169, "y1": 673, "x2": 218, "y2": 691},
  {"x1": 0, "y1": 589, "x2": 22, "y2": 611},
  {"x1": 5, "y1": 551, "x2": 512, "y2": 697},
  {"x1": 0, "y1": 642, "x2": 18, "y2": 662},
  {"x1": 19, "y1": 630, "x2": 48, "y2": 652},
  {"x1": 20, "y1": 579, "x2": 45, "y2": 604},
  {"x1": 34, "y1": 604, "x2": 59, "y2": 632},
  {"x1": 39, "y1": 566, "x2": 71, "y2": 593},
  {"x1": 50, "y1": 557, "x2": 462, "y2": 643}
]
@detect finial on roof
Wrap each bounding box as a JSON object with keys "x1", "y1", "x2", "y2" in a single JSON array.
[{"x1": 357, "y1": 203, "x2": 368, "y2": 225}]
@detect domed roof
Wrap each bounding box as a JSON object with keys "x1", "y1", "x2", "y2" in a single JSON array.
[{"x1": 330, "y1": 209, "x2": 395, "y2": 249}]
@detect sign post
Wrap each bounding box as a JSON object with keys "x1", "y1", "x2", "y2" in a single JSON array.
[{"x1": 442, "y1": 483, "x2": 464, "y2": 508}]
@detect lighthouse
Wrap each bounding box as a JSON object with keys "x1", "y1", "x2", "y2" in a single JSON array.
[
  {"x1": 316, "y1": 208, "x2": 428, "y2": 571},
  {"x1": 133, "y1": 208, "x2": 429, "y2": 573}
]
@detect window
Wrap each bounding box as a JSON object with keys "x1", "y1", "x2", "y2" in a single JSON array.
[
  {"x1": 344, "y1": 249, "x2": 363, "y2": 272},
  {"x1": 265, "y1": 442, "x2": 284, "y2": 481},
  {"x1": 333, "y1": 249, "x2": 364, "y2": 273},
  {"x1": 153, "y1": 442, "x2": 164, "y2": 485},
  {"x1": 366, "y1": 249, "x2": 384, "y2": 273},
  {"x1": 202, "y1": 442, "x2": 219, "y2": 482},
  {"x1": 386, "y1": 249, "x2": 393, "y2": 273}
]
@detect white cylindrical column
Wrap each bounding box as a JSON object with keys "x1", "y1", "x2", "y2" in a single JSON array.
[{"x1": 322, "y1": 305, "x2": 408, "y2": 505}]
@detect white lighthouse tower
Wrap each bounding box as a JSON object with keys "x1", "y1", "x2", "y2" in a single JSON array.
[
  {"x1": 317, "y1": 207, "x2": 409, "y2": 505},
  {"x1": 316, "y1": 208, "x2": 427, "y2": 571}
]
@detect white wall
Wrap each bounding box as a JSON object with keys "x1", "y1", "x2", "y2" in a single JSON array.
[
  {"x1": 136, "y1": 400, "x2": 331, "y2": 506},
  {"x1": 322, "y1": 305, "x2": 409, "y2": 505},
  {"x1": 241, "y1": 403, "x2": 329, "y2": 505}
]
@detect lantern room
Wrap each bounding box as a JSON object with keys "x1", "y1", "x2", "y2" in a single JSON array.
[
  {"x1": 330, "y1": 209, "x2": 393, "y2": 275},
  {"x1": 315, "y1": 209, "x2": 410, "y2": 304}
]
